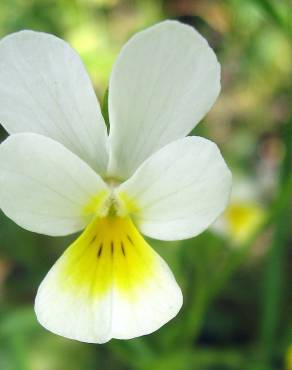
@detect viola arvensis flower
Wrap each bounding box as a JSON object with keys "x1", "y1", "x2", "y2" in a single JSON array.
[{"x1": 0, "y1": 21, "x2": 231, "y2": 343}]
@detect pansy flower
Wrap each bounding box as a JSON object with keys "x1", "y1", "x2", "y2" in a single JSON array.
[
  {"x1": 213, "y1": 175, "x2": 265, "y2": 245},
  {"x1": 0, "y1": 21, "x2": 231, "y2": 343}
]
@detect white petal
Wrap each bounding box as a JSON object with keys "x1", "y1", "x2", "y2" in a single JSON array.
[
  {"x1": 108, "y1": 20, "x2": 220, "y2": 179},
  {"x1": 0, "y1": 30, "x2": 108, "y2": 174},
  {"x1": 117, "y1": 136, "x2": 232, "y2": 240},
  {"x1": 0, "y1": 133, "x2": 109, "y2": 236},
  {"x1": 35, "y1": 217, "x2": 182, "y2": 343}
]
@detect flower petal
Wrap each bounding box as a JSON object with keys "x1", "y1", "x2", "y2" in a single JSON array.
[
  {"x1": 117, "y1": 136, "x2": 232, "y2": 241},
  {"x1": 108, "y1": 20, "x2": 220, "y2": 179},
  {"x1": 0, "y1": 30, "x2": 108, "y2": 174},
  {"x1": 35, "y1": 217, "x2": 182, "y2": 343},
  {"x1": 0, "y1": 134, "x2": 109, "y2": 236}
]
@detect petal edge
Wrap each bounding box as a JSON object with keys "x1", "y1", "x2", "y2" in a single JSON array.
[
  {"x1": 108, "y1": 20, "x2": 220, "y2": 179},
  {"x1": 117, "y1": 136, "x2": 232, "y2": 241},
  {"x1": 0, "y1": 133, "x2": 108, "y2": 236}
]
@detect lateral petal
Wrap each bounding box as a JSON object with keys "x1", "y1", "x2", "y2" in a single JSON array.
[
  {"x1": 0, "y1": 134, "x2": 109, "y2": 236},
  {"x1": 117, "y1": 136, "x2": 232, "y2": 240}
]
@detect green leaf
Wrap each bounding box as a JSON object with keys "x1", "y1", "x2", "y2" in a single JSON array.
[{"x1": 102, "y1": 88, "x2": 110, "y2": 130}]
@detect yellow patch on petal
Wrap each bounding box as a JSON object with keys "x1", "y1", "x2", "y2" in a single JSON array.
[
  {"x1": 82, "y1": 190, "x2": 109, "y2": 217},
  {"x1": 57, "y1": 216, "x2": 157, "y2": 300},
  {"x1": 226, "y1": 202, "x2": 265, "y2": 244},
  {"x1": 118, "y1": 191, "x2": 140, "y2": 215}
]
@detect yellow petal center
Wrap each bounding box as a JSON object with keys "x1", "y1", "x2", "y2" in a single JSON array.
[
  {"x1": 226, "y1": 202, "x2": 265, "y2": 243},
  {"x1": 57, "y1": 216, "x2": 157, "y2": 300}
]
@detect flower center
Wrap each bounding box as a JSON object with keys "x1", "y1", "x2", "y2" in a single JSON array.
[{"x1": 83, "y1": 187, "x2": 139, "y2": 220}]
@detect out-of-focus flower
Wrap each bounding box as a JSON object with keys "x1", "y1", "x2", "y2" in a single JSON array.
[
  {"x1": 286, "y1": 344, "x2": 292, "y2": 370},
  {"x1": 212, "y1": 176, "x2": 265, "y2": 245},
  {"x1": 0, "y1": 21, "x2": 231, "y2": 343}
]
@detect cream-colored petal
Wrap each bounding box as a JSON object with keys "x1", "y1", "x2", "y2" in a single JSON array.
[
  {"x1": 108, "y1": 20, "x2": 220, "y2": 179},
  {"x1": 35, "y1": 217, "x2": 182, "y2": 343},
  {"x1": 0, "y1": 30, "x2": 108, "y2": 174},
  {"x1": 0, "y1": 134, "x2": 108, "y2": 236},
  {"x1": 117, "y1": 136, "x2": 232, "y2": 240}
]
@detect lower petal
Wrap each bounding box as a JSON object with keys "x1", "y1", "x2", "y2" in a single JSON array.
[{"x1": 34, "y1": 217, "x2": 182, "y2": 343}]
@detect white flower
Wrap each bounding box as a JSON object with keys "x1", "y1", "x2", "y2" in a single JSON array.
[
  {"x1": 212, "y1": 175, "x2": 265, "y2": 245},
  {"x1": 0, "y1": 21, "x2": 231, "y2": 343}
]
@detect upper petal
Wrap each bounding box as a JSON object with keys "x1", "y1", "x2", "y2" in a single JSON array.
[
  {"x1": 108, "y1": 20, "x2": 220, "y2": 179},
  {"x1": 0, "y1": 133, "x2": 109, "y2": 236},
  {"x1": 0, "y1": 30, "x2": 108, "y2": 175},
  {"x1": 117, "y1": 136, "x2": 232, "y2": 241}
]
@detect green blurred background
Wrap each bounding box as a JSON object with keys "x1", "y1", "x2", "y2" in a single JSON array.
[{"x1": 0, "y1": 0, "x2": 291, "y2": 369}]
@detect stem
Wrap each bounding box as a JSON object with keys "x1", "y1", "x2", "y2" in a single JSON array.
[
  {"x1": 8, "y1": 335, "x2": 29, "y2": 370},
  {"x1": 178, "y1": 241, "x2": 210, "y2": 345},
  {"x1": 259, "y1": 120, "x2": 292, "y2": 366}
]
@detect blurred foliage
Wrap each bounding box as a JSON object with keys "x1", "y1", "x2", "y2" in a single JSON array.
[{"x1": 0, "y1": 0, "x2": 291, "y2": 370}]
